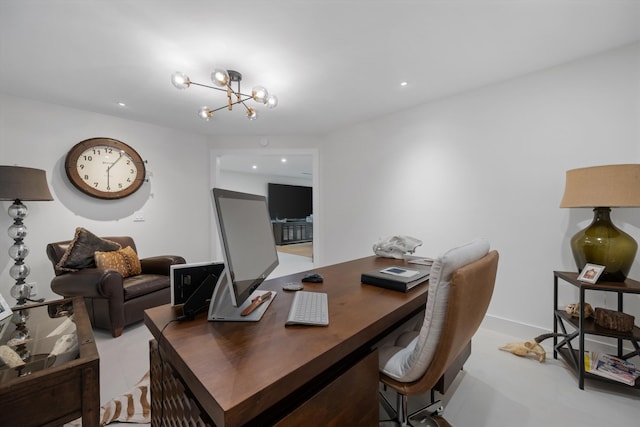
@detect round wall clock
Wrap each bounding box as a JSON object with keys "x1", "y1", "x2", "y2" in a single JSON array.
[{"x1": 65, "y1": 137, "x2": 146, "y2": 199}]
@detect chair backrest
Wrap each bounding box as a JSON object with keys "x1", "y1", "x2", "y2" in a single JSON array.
[
  {"x1": 379, "y1": 238, "x2": 498, "y2": 392},
  {"x1": 416, "y1": 249, "x2": 498, "y2": 390},
  {"x1": 46, "y1": 236, "x2": 136, "y2": 276}
]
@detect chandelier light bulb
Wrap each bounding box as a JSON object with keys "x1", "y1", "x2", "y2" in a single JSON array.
[
  {"x1": 171, "y1": 72, "x2": 191, "y2": 89},
  {"x1": 247, "y1": 108, "x2": 258, "y2": 120},
  {"x1": 266, "y1": 94, "x2": 278, "y2": 109},
  {"x1": 252, "y1": 86, "x2": 269, "y2": 104},
  {"x1": 211, "y1": 69, "x2": 230, "y2": 87},
  {"x1": 198, "y1": 106, "x2": 213, "y2": 121}
]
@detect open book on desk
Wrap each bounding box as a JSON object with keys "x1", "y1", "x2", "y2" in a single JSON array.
[{"x1": 361, "y1": 266, "x2": 430, "y2": 292}]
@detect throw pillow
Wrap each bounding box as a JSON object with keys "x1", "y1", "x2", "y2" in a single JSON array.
[
  {"x1": 56, "y1": 228, "x2": 121, "y2": 272},
  {"x1": 94, "y1": 246, "x2": 142, "y2": 278}
]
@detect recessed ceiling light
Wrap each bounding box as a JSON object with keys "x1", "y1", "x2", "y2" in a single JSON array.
[
  {"x1": 117, "y1": 102, "x2": 127, "y2": 107},
  {"x1": 400, "y1": 81, "x2": 408, "y2": 87},
  {"x1": 252, "y1": 165, "x2": 257, "y2": 170},
  {"x1": 281, "y1": 158, "x2": 287, "y2": 163}
]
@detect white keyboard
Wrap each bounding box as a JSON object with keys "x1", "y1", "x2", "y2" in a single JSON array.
[{"x1": 285, "y1": 291, "x2": 329, "y2": 326}]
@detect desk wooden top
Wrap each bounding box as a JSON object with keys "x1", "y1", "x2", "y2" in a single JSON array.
[{"x1": 144, "y1": 256, "x2": 429, "y2": 426}]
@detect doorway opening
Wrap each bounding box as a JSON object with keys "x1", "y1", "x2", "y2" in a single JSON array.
[{"x1": 211, "y1": 148, "x2": 318, "y2": 277}]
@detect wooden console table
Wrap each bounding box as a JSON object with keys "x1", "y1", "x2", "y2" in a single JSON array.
[
  {"x1": 0, "y1": 297, "x2": 100, "y2": 426},
  {"x1": 145, "y1": 256, "x2": 430, "y2": 426},
  {"x1": 272, "y1": 221, "x2": 312, "y2": 245}
]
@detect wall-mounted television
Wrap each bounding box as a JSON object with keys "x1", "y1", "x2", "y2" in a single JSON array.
[{"x1": 267, "y1": 183, "x2": 312, "y2": 221}]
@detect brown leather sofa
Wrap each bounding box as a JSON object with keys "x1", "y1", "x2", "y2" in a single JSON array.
[{"x1": 46, "y1": 236, "x2": 185, "y2": 337}]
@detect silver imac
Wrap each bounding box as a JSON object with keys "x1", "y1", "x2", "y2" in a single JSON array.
[{"x1": 208, "y1": 188, "x2": 279, "y2": 322}]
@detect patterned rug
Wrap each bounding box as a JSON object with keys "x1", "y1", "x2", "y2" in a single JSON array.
[{"x1": 65, "y1": 371, "x2": 150, "y2": 426}]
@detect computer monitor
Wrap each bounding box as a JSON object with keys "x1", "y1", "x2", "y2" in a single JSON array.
[{"x1": 208, "y1": 188, "x2": 279, "y2": 322}]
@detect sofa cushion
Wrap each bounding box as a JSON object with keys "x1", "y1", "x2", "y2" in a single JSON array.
[
  {"x1": 122, "y1": 274, "x2": 170, "y2": 300},
  {"x1": 55, "y1": 228, "x2": 121, "y2": 272},
  {"x1": 94, "y1": 246, "x2": 142, "y2": 278}
]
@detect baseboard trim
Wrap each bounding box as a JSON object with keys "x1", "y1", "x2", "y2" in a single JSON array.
[
  {"x1": 481, "y1": 314, "x2": 633, "y2": 355},
  {"x1": 481, "y1": 315, "x2": 548, "y2": 339}
]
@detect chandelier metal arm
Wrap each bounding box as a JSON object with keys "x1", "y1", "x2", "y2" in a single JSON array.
[
  {"x1": 189, "y1": 81, "x2": 253, "y2": 100},
  {"x1": 209, "y1": 97, "x2": 253, "y2": 113},
  {"x1": 190, "y1": 80, "x2": 253, "y2": 112}
]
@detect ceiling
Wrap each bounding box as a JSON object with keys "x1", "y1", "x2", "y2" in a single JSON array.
[
  {"x1": 1, "y1": 1, "x2": 639, "y2": 177},
  {"x1": 220, "y1": 153, "x2": 314, "y2": 179}
]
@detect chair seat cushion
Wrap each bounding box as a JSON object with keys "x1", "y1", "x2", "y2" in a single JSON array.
[{"x1": 122, "y1": 274, "x2": 169, "y2": 300}]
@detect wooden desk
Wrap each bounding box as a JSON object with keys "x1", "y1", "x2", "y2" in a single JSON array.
[{"x1": 144, "y1": 256, "x2": 429, "y2": 426}]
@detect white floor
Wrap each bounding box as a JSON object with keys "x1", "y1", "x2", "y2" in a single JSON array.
[
  {"x1": 270, "y1": 250, "x2": 315, "y2": 278},
  {"x1": 93, "y1": 253, "x2": 640, "y2": 426}
]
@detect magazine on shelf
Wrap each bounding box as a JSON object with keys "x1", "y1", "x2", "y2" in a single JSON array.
[{"x1": 585, "y1": 352, "x2": 640, "y2": 386}]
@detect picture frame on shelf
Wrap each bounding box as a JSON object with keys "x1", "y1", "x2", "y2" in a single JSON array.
[
  {"x1": 0, "y1": 292, "x2": 13, "y2": 321},
  {"x1": 577, "y1": 263, "x2": 605, "y2": 284}
]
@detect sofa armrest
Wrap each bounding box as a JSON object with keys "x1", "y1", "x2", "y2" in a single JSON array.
[
  {"x1": 140, "y1": 255, "x2": 186, "y2": 276},
  {"x1": 50, "y1": 268, "x2": 124, "y2": 299}
]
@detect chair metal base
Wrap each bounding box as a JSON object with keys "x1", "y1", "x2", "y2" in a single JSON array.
[
  {"x1": 408, "y1": 404, "x2": 444, "y2": 426},
  {"x1": 380, "y1": 417, "x2": 439, "y2": 427},
  {"x1": 379, "y1": 390, "x2": 443, "y2": 427}
]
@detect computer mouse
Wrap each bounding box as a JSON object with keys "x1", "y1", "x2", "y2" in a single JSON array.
[{"x1": 301, "y1": 273, "x2": 324, "y2": 283}]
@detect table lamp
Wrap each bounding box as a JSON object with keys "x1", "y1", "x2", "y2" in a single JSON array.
[
  {"x1": 0, "y1": 166, "x2": 53, "y2": 305},
  {"x1": 560, "y1": 164, "x2": 640, "y2": 282}
]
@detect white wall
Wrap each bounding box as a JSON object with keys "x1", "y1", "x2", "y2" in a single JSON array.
[
  {"x1": 1, "y1": 43, "x2": 638, "y2": 339},
  {"x1": 319, "y1": 42, "x2": 640, "y2": 332},
  {"x1": 0, "y1": 95, "x2": 212, "y2": 302}
]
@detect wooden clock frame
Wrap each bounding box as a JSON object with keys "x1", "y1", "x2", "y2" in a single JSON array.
[{"x1": 65, "y1": 137, "x2": 146, "y2": 200}]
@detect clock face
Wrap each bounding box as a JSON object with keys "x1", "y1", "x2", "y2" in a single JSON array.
[{"x1": 65, "y1": 138, "x2": 146, "y2": 199}]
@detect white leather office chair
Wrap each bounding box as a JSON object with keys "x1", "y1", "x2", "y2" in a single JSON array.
[{"x1": 377, "y1": 238, "x2": 498, "y2": 426}]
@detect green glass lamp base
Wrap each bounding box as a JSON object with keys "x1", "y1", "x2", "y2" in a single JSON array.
[{"x1": 570, "y1": 207, "x2": 637, "y2": 282}]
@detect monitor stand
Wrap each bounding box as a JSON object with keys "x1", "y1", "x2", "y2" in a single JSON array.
[
  {"x1": 207, "y1": 271, "x2": 276, "y2": 322},
  {"x1": 182, "y1": 274, "x2": 219, "y2": 319}
]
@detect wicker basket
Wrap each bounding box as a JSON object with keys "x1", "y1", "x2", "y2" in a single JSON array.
[{"x1": 149, "y1": 339, "x2": 214, "y2": 427}]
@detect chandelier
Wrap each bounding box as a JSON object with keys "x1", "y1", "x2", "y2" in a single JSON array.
[{"x1": 171, "y1": 69, "x2": 278, "y2": 121}]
